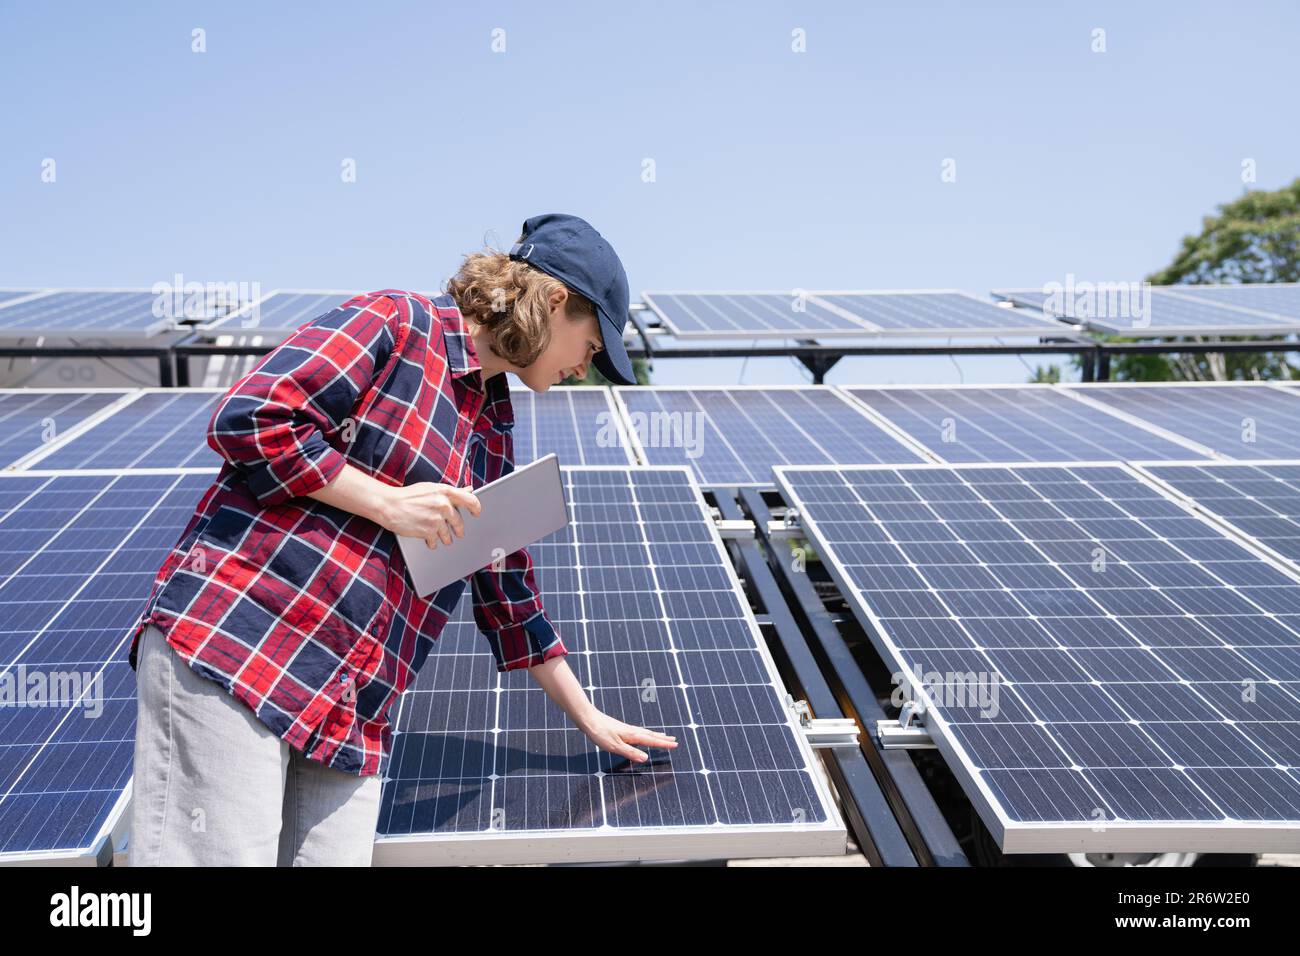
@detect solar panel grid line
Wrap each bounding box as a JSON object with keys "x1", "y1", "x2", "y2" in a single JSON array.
[
  {"x1": 0, "y1": 469, "x2": 211, "y2": 862},
  {"x1": 1157, "y1": 284, "x2": 1300, "y2": 323},
  {"x1": 0, "y1": 289, "x2": 183, "y2": 337},
  {"x1": 507, "y1": 386, "x2": 637, "y2": 467},
  {"x1": 773, "y1": 461, "x2": 1300, "y2": 852},
  {"x1": 0, "y1": 389, "x2": 140, "y2": 471},
  {"x1": 640, "y1": 290, "x2": 882, "y2": 339},
  {"x1": 1055, "y1": 385, "x2": 1227, "y2": 459},
  {"x1": 373, "y1": 465, "x2": 844, "y2": 864},
  {"x1": 839, "y1": 384, "x2": 1217, "y2": 465},
  {"x1": 612, "y1": 385, "x2": 925, "y2": 487},
  {"x1": 828, "y1": 387, "x2": 945, "y2": 462},
  {"x1": 1132, "y1": 460, "x2": 1300, "y2": 575},
  {"x1": 19, "y1": 388, "x2": 228, "y2": 471},
  {"x1": 1064, "y1": 382, "x2": 1300, "y2": 460},
  {"x1": 806, "y1": 289, "x2": 1066, "y2": 337},
  {"x1": 1165, "y1": 285, "x2": 1300, "y2": 326}
]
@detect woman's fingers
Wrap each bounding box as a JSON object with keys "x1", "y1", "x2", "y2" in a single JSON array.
[
  {"x1": 625, "y1": 727, "x2": 678, "y2": 748},
  {"x1": 445, "y1": 485, "x2": 482, "y2": 517},
  {"x1": 440, "y1": 500, "x2": 465, "y2": 539}
]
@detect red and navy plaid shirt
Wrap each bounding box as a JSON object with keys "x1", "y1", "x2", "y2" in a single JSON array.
[{"x1": 128, "y1": 289, "x2": 568, "y2": 776}]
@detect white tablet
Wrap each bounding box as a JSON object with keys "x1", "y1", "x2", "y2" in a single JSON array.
[{"x1": 396, "y1": 453, "x2": 567, "y2": 598}]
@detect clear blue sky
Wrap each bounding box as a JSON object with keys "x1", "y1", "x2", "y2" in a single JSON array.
[{"x1": 3, "y1": 1, "x2": 1297, "y2": 384}]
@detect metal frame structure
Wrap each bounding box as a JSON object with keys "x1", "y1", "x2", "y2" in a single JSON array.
[
  {"x1": 773, "y1": 459, "x2": 1300, "y2": 854},
  {"x1": 725, "y1": 488, "x2": 969, "y2": 865}
]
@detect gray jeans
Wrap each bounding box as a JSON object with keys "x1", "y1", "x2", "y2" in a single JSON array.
[{"x1": 129, "y1": 622, "x2": 382, "y2": 866}]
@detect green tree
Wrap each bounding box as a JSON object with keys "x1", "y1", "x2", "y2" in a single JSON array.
[{"x1": 1105, "y1": 177, "x2": 1300, "y2": 382}]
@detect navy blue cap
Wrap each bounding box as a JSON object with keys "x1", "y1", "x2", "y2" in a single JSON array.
[{"x1": 508, "y1": 213, "x2": 636, "y2": 386}]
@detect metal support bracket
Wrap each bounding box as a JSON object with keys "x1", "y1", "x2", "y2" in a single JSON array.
[
  {"x1": 876, "y1": 701, "x2": 937, "y2": 750},
  {"x1": 715, "y1": 518, "x2": 756, "y2": 539},
  {"x1": 786, "y1": 694, "x2": 860, "y2": 749}
]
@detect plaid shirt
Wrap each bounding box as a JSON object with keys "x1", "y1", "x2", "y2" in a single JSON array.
[{"x1": 128, "y1": 289, "x2": 568, "y2": 776}]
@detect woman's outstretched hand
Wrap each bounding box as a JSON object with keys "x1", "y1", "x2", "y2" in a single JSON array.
[
  {"x1": 578, "y1": 709, "x2": 678, "y2": 765},
  {"x1": 375, "y1": 481, "x2": 481, "y2": 548}
]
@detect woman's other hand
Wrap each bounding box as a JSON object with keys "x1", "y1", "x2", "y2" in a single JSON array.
[{"x1": 376, "y1": 481, "x2": 482, "y2": 548}]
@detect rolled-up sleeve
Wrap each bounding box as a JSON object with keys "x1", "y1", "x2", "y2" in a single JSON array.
[
  {"x1": 207, "y1": 294, "x2": 406, "y2": 508},
  {"x1": 472, "y1": 548, "x2": 568, "y2": 672},
  {"x1": 468, "y1": 423, "x2": 568, "y2": 672}
]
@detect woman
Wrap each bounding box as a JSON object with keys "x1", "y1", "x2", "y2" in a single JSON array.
[{"x1": 127, "y1": 213, "x2": 677, "y2": 866}]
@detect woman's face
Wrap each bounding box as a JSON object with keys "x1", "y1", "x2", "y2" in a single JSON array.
[{"x1": 515, "y1": 291, "x2": 604, "y2": 392}]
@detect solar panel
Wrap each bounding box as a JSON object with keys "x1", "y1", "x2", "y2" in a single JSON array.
[
  {"x1": 1138, "y1": 461, "x2": 1300, "y2": 572},
  {"x1": 508, "y1": 387, "x2": 635, "y2": 466},
  {"x1": 810, "y1": 291, "x2": 1064, "y2": 336},
  {"x1": 0, "y1": 389, "x2": 134, "y2": 469},
  {"x1": 640, "y1": 291, "x2": 878, "y2": 338},
  {"x1": 776, "y1": 462, "x2": 1300, "y2": 853},
  {"x1": 1066, "y1": 383, "x2": 1300, "y2": 459},
  {"x1": 0, "y1": 469, "x2": 217, "y2": 863},
  {"x1": 841, "y1": 386, "x2": 1212, "y2": 463},
  {"x1": 1165, "y1": 284, "x2": 1300, "y2": 323},
  {"x1": 201, "y1": 290, "x2": 361, "y2": 333},
  {"x1": 614, "y1": 386, "x2": 925, "y2": 487},
  {"x1": 21, "y1": 390, "x2": 225, "y2": 471},
  {"x1": 992, "y1": 287, "x2": 1300, "y2": 336},
  {"x1": 373, "y1": 466, "x2": 844, "y2": 864},
  {"x1": 0, "y1": 291, "x2": 185, "y2": 337}
]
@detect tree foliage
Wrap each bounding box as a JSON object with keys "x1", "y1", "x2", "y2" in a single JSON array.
[{"x1": 1031, "y1": 178, "x2": 1300, "y2": 383}]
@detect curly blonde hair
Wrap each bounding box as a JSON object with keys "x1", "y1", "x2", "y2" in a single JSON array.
[{"x1": 445, "y1": 239, "x2": 597, "y2": 368}]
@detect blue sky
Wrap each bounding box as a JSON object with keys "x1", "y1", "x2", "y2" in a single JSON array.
[{"x1": 3, "y1": 1, "x2": 1297, "y2": 384}]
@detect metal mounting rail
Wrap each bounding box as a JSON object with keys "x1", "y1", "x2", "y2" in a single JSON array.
[
  {"x1": 712, "y1": 491, "x2": 920, "y2": 867},
  {"x1": 738, "y1": 487, "x2": 969, "y2": 867}
]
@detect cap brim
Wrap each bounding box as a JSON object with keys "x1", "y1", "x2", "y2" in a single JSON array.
[{"x1": 592, "y1": 307, "x2": 637, "y2": 385}]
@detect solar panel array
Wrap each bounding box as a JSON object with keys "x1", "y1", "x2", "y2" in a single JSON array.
[
  {"x1": 26, "y1": 390, "x2": 224, "y2": 471},
  {"x1": 0, "y1": 291, "x2": 185, "y2": 336},
  {"x1": 810, "y1": 291, "x2": 1061, "y2": 336},
  {"x1": 202, "y1": 290, "x2": 360, "y2": 333},
  {"x1": 615, "y1": 387, "x2": 923, "y2": 487},
  {"x1": 1140, "y1": 461, "x2": 1300, "y2": 570},
  {"x1": 0, "y1": 470, "x2": 215, "y2": 862},
  {"x1": 0, "y1": 390, "x2": 130, "y2": 469},
  {"x1": 374, "y1": 467, "x2": 843, "y2": 863},
  {"x1": 641, "y1": 292, "x2": 877, "y2": 338},
  {"x1": 1066, "y1": 384, "x2": 1300, "y2": 459},
  {"x1": 776, "y1": 463, "x2": 1300, "y2": 852},
  {"x1": 993, "y1": 287, "x2": 1300, "y2": 336},
  {"x1": 11, "y1": 373, "x2": 1300, "y2": 861},
  {"x1": 1161, "y1": 284, "x2": 1300, "y2": 324},
  {"x1": 843, "y1": 387, "x2": 1209, "y2": 464},
  {"x1": 642, "y1": 290, "x2": 1064, "y2": 339}
]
